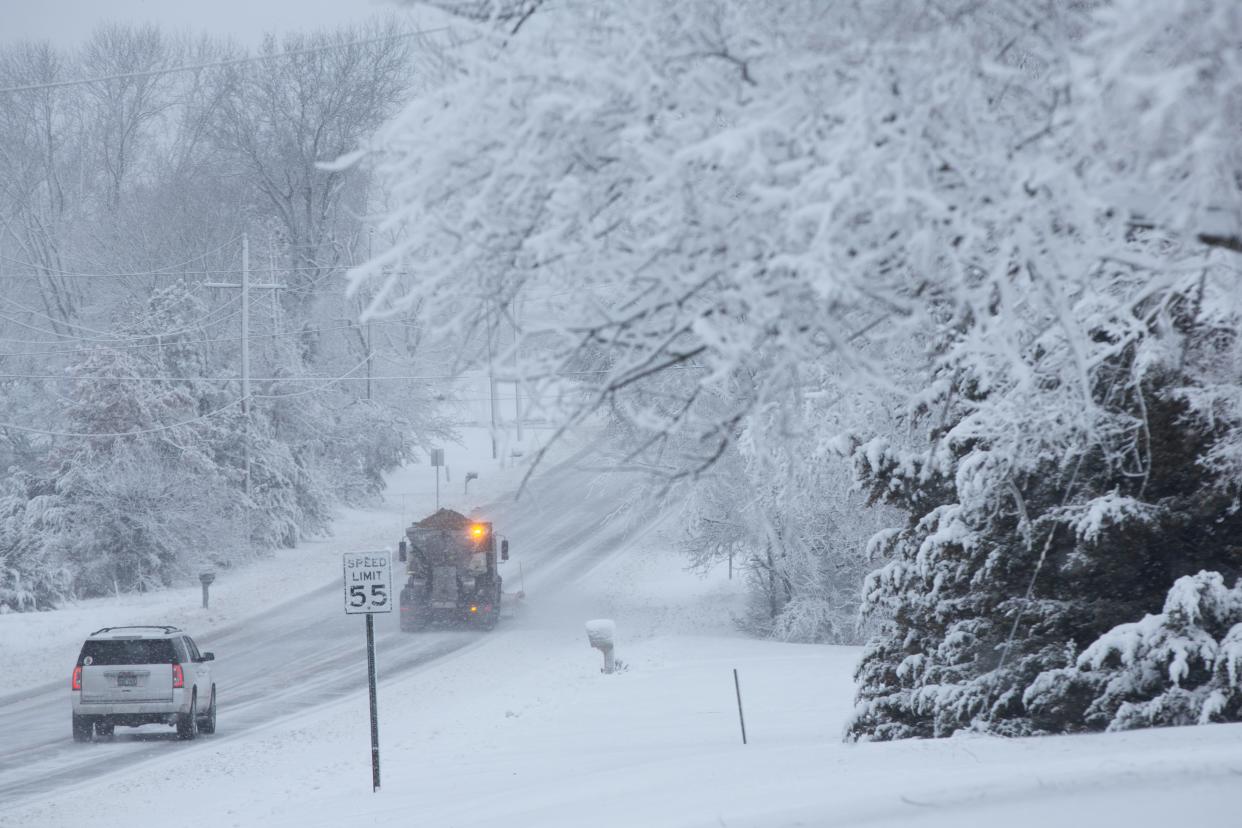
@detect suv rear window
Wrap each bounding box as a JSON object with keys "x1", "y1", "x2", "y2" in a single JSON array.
[{"x1": 78, "y1": 639, "x2": 178, "y2": 665}]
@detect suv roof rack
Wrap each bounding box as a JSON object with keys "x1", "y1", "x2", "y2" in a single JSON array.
[{"x1": 89, "y1": 625, "x2": 182, "y2": 636}]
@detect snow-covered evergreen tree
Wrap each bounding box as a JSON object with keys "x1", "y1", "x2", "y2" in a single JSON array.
[
  {"x1": 847, "y1": 273, "x2": 1242, "y2": 739},
  {"x1": 845, "y1": 0, "x2": 1242, "y2": 740}
]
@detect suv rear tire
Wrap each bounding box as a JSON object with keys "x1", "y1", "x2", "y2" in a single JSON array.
[
  {"x1": 176, "y1": 693, "x2": 198, "y2": 740},
  {"x1": 198, "y1": 687, "x2": 217, "y2": 735}
]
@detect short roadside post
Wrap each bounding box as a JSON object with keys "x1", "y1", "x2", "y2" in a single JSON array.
[
  {"x1": 733, "y1": 668, "x2": 748, "y2": 745},
  {"x1": 343, "y1": 550, "x2": 393, "y2": 792}
]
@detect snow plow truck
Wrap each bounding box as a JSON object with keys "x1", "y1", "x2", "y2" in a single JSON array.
[{"x1": 397, "y1": 509, "x2": 510, "y2": 631}]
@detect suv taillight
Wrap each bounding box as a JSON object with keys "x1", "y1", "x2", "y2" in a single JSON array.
[
  {"x1": 172, "y1": 663, "x2": 184, "y2": 689},
  {"x1": 71, "y1": 666, "x2": 82, "y2": 691}
]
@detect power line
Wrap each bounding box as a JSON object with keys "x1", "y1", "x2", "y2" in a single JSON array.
[
  {"x1": 0, "y1": 234, "x2": 241, "y2": 279},
  {"x1": 0, "y1": 355, "x2": 375, "y2": 437},
  {"x1": 0, "y1": 315, "x2": 419, "y2": 358},
  {"x1": 0, "y1": 370, "x2": 607, "y2": 383},
  {"x1": 0, "y1": 395, "x2": 247, "y2": 439},
  {"x1": 0, "y1": 262, "x2": 351, "y2": 281},
  {"x1": 250, "y1": 356, "x2": 371, "y2": 400},
  {"x1": 0, "y1": 291, "x2": 244, "y2": 344},
  {"x1": 0, "y1": 290, "x2": 234, "y2": 339},
  {"x1": 0, "y1": 299, "x2": 117, "y2": 338},
  {"x1": 0, "y1": 25, "x2": 458, "y2": 95},
  {"x1": 0, "y1": 373, "x2": 454, "y2": 382}
]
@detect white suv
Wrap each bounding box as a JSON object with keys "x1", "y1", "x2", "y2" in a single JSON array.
[{"x1": 70, "y1": 625, "x2": 216, "y2": 741}]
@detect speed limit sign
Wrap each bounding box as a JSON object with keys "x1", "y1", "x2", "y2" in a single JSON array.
[
  {"x1": 342, "y1": 551, "x2": 394, "y2": 614},
  {"x1": 342, "y1": 550, "x2": 393, "y2": 793}
]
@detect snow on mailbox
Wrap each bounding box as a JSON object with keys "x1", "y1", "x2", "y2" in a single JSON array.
[{"x1": 586, "y1": 618, "x2": 617, "y2": 674}]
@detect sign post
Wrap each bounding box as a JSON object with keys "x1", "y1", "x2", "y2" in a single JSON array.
[
  {"x1": 430, "y1": 448, "x2": 444, "y2": 510},
  {"x1": 343, "y1": 550, "x2": 393, "y2": 792}
]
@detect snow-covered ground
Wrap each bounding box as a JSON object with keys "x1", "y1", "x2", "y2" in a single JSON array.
[{"x1": 2, "y1": 427, "x2": 1240, "y2": 827}]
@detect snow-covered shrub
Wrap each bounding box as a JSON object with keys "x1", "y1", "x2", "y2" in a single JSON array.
[
  {"x1": 54, "y1": 442, "x2": 248, "y2": 595},
  {"x1": 680, "y1": 391, "x2": 899, "y2": 645},
  {"x1": 0, "y1": 473, "x2": 74, "y2": 611},
  {"x1": 312, "y1": 399, "x2": 414, "y2": 505},
  {"x1": 1026, "y1": 572, "x2": 1242, "y2": 731}
]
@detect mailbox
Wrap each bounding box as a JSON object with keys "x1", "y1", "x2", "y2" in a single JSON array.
[{"x1": 199, "y1": 571, "x2": 216, "y2": 609}]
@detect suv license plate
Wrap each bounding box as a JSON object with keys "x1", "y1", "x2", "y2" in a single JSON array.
[{"x1": 117, "y1": 674, "x2": 137, "y2": 687}]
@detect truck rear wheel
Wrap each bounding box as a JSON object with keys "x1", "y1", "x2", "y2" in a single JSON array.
[
  {"x1": 400, "y1": 589, "x2": 427, "y2": 631},
  {"x1": 72, "y1": 714, "x2": 92, "y2": 742},
  {"x1": 480, "y1": 580, "x2": 502, "y2": 630}
]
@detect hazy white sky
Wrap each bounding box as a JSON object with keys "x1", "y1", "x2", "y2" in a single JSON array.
[{"x1": 5, "y1": 0, "x2": 417, "y2": 48}]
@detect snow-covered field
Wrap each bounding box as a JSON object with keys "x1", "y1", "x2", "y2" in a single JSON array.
[{"x1": 2, "y1": 427, "x2": 1240, "y2": 827}]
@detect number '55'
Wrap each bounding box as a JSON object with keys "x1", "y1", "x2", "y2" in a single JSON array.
[{"x1": 348, "y1": 584, "x2": 388, "y2": 606}]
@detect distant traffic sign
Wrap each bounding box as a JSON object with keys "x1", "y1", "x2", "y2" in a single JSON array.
[{"x1": 343, "y1": 551, "x2": 394, "y2": 615}]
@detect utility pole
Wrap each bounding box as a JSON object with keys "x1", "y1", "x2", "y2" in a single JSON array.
[
  {"x1": 242, "y1": 235, "x2": 250, "y2": 488},
  {"x1": 269, "y1": 236, "x2": 280, "y2": 338},
  {"x1": 206, "y1": 233, "x2": 282, "y2": 502},
  {"x1": 513, "y1": 296, "x2": 523, "y2": 443},
  {"x1": 486, "y1": 302, "x2": 498, "y2": 459},
  {"x1": 366, "y1": 228, "x2": 374, "y2": 402},
  {"x1": 236, "y1": 234, "x2": 252, "y2": 503}
]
